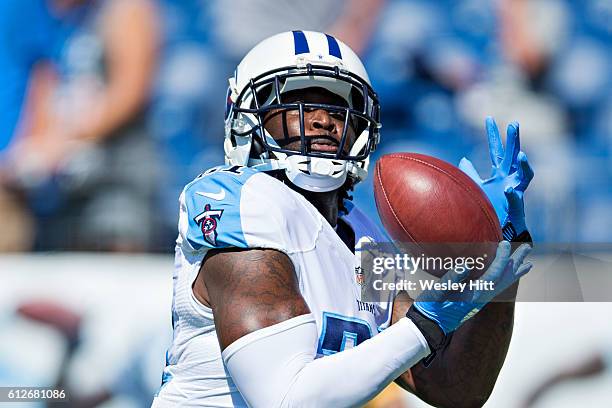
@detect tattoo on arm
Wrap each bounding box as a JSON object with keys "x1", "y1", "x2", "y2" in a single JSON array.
[{"x1": 194, "y1": 248, "x2": 310, "y2": 350}]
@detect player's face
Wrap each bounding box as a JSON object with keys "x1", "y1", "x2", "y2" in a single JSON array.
[{"x1": 262, "y1": 88, "x2": 356, "y2": 155}]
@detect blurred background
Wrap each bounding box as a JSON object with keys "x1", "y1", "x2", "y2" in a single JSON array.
[{"x1": 1, "y1": 0, "x2": 611, "y2": 407}]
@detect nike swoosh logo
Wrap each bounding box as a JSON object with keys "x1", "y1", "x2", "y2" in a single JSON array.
[{"x1": 195, "y1": 190, "x2": 226, "y2": 200}]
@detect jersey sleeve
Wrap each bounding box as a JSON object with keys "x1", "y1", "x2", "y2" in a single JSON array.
[{"x1": 178, "y1": 166, "x2": 322, "y2": 256}]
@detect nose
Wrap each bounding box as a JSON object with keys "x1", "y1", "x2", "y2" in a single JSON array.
[{"x1": 307, "y1": 109, "x2": 336, "y2": 133}]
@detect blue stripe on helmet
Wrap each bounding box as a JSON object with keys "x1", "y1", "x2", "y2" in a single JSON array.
[
  {"x1": 292, "y1": 30, "x2": 310, "y2": 55},
  {"x1": 325, "y1": 34, "x2": 342, "y2": 59}
]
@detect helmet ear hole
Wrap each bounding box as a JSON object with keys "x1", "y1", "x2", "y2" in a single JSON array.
[
  {"x1": 251, "y1": 84, "x2": 275, "y2": 109},
  {"x1": 350, "y1": 87, "x2": 365, "y2": 112},
  {"x1": 250, "y1": 134, "x2": 266, "y2": 158}
]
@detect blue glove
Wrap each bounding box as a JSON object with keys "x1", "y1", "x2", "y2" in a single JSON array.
[
  {"x1": 459, "y1": 117, "x2": 534, "y2": 236},
  {"x1": 413, "y1": 241, "x2": 532, "y2": 334}
]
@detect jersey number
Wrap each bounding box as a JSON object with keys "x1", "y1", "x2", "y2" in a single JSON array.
[{"x1": 317, "y1": 312, "x2": 373, "y2": 356}]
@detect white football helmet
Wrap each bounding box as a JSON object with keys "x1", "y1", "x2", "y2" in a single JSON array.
[{"x1": 224, "y1": 30, "x2": 381, "y2": 192}]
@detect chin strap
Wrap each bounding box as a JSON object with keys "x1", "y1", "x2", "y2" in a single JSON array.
[
  {"x1": 284, "y1": 156, "x2": 348, "y2": 193},
  {"x1": 248, "y1": 155, "x2": 356, "y2": 193}
]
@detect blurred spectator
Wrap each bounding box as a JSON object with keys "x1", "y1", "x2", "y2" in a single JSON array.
[
  {"x1": 2, "y1": 0, "x2": 159, "y2": 251},
  {"x1": 0, "y1": 0, "x2": 62, "y2": 251},
  {"x1": 211, "y1": 0, "x2": 385, "y2": 59},
  {"x1": 0, "y1": 0, "x2": 59, "y2": 153}
]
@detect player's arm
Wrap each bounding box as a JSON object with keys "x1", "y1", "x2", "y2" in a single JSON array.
[
  {"x1": 392, "y1": 241, "x2": 531, "y2": 408},
  {"x1": 196, "y1": 246, "x2": 432, "y2": 408},
  {"x1": 391, "y1": 288, "x2": 518, "y2": 408},
  {"x1": 393, "y1": 117, "x2": 535, "y2": 407},
  {"x1": 195, "y1": 247, "x2": 310, "y2": 348}
]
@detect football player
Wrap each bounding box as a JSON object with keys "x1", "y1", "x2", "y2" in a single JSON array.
[{"x1": 152, "y1": 31, "x2": 534, "y2": 408}]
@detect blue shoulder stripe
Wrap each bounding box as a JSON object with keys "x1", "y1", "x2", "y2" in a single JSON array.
[{"x1": 183, "y1": 166, "x2": 258, "y2": 251}]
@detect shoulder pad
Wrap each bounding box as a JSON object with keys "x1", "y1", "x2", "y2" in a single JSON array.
[
  {"x1": 178, "y1": 165, "x2": 322, "y2": 255},
  {"x1": 179, "y1": 165, "x2": 257, "y2": 251}
]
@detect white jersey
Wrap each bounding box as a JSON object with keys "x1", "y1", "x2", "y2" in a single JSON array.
[{"x1": 153, "y1": 165, "x2": 393, "y2": 407}]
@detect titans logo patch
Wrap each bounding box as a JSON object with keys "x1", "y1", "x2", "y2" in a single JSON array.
[{"x1": 194, "y1": 204, "x2": 224, "y2": 246}]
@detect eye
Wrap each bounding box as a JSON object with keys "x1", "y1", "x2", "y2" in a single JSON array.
[{"x1": 330, "y1": 111, "x2": 346, "y2": 121}]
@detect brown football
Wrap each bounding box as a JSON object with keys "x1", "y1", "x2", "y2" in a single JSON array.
[{"x1": 373, "y1": 153, "x2": 502, "y2": 278}]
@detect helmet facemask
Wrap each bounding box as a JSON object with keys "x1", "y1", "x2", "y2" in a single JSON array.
[{"x1": 225, "y1": 63, "x2": 381, "y2": 192}]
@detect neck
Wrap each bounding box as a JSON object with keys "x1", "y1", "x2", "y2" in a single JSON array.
[
  {"x1": 300, "y1": 189, "x2": 340, "y2": 227},
  {"x1": 282, "y1": 178, "x2": 340, "y2": 226},
  {"x1": 301, "y1": 188, "x2": 355, "y2": 253},
  {"x1": 273, "y1": 172, "x2": 344, "y2": 227}
]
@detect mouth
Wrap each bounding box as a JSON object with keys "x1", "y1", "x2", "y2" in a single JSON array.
[
  {"x1": 307, "y1": 136, "x2": 340, "y2": 154},
  {"x1": 275, "y1": 135, "x2": 343, "y2": 154},
  {"x1": 310, "y1": 143, "x2": 338, "y2": 153}
]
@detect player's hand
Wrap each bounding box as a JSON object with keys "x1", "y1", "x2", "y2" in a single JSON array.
[
  {"x1": 458, "y1": 117, "x2": 534, "y2": 237},
  {"x1": 411, "y1": 241, "x2": 532, "y2": 335}
]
